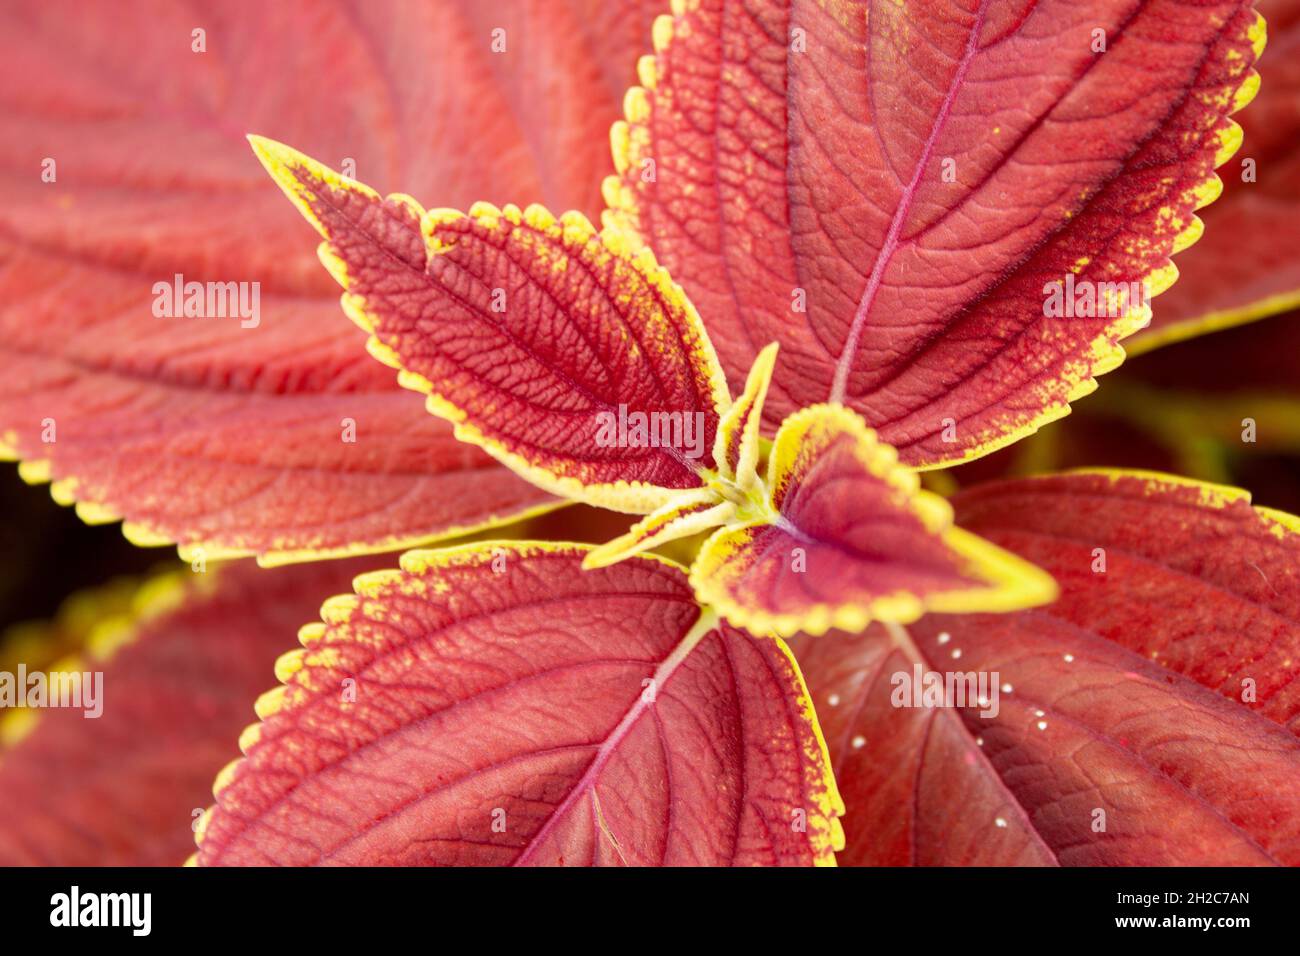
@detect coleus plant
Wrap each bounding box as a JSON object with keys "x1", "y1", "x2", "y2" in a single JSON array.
[{"x1": 3, "y1": 0, "x2": 1299, "y2": 866}]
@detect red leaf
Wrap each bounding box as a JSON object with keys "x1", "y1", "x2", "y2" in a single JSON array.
[
  {"x1": 196, "y1": 543, "x2": 843, "y2": 866},
  {"x1": 0, "y1": 557, "x2": 379, "y2": 866},
  {"x1": 1129, "y1": 0, "x2": 1300, "y2": 351},
  {"x1": 793, "y1": 470, "x2": 1300, "y2": 865},
  {"x1": 690, "y1": 404, "x2": 1056, "y2": 637},
  {"x1": 0, "y1": 0, "x2": 661, "y2": 560},
  {"x1": 605, "y1": 0, "x2": 1263, "y2": 467},
  {"x1": 251, "y1": 139, "x2": 731, "y2": 512}
]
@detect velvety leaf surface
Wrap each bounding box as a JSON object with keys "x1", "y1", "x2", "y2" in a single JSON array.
[
  {"x1": 792, "y1": 470, "x2": 1300, "y2": 865},
  {"x1": 253, "y1": 139, "x2": 730, "y2": 512},
  {"x1": 1129, "y1": 0, "x2": 1300, "y2": 352},
  {"x1": 0, "y1": 0, "x2": 661, "y2": 561},
  {"x1": 197, "y1": 543, "x2": 844, "y2": 866},
  {"x1": 0, "y1": 557, "x2": 380, "y2": 866},
  {"x1": 605, "y1": 0, "x2": 1263, "y2": 467},
  {"x1": 692, "y1": 405, "x2": 1056, "y2": 637}
]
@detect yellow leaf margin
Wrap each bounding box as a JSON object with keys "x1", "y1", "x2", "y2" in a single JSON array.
[
  {"x1": 602, "y1": 2, "x2": 1269, "y2": 471},
  {"x1": 191, "y1": 540, "x2": 845, "y2": 866},
  {"x1": 691, "y1": 405, "x2": 1059, "y2": 637},
  {"x1": 248, "y1": 136, "x2": 733, "y2": 517}
]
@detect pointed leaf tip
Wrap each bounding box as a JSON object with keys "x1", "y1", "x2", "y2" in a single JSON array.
[
  {"x1": 198, "y1": 543, "x2": 843, "y2": 866},
  {"x1": 797, "y1": 468, "x2": 1300, "y2": 866},
  {"x1": 254, "y1": 143, "x2": 733, "y2": 514},
  {"x1": 691, "y1": 404, "x2": 1057, "y2": 637}
]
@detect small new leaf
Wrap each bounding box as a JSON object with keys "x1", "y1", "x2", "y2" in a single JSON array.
[{"x1": 691, "y1": 405, "x2": 1058, "y2": 637}]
